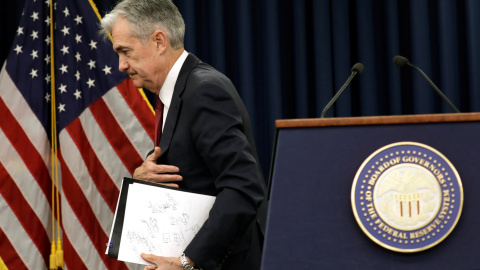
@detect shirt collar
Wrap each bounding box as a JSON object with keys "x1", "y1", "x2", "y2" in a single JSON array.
[{"x1": 158, "y1": 50, "x2": 189, "y2": 111}]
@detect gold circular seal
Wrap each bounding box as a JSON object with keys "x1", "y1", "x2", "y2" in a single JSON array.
[{"x1": 351, "y1": 142, "x2": 463, "y2": 252}]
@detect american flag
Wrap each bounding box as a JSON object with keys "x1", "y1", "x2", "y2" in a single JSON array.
[{"x1": 0, "y1": 0, "x2": 154, "y2": 269}]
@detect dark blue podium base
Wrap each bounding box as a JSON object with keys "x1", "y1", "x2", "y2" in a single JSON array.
[{"x1": 262, "y1": 118, "x2": 480, "y2": 270}]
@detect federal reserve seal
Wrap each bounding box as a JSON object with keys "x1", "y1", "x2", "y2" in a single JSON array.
[{"x1": 351, "y1": 142, "x2": 463, "y2": 252}]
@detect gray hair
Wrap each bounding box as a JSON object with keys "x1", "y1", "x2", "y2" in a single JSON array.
[{"x1": 100, "y1": 0, "x2": 185, "y2": 50}]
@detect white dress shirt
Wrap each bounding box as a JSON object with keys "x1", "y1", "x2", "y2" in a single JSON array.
[{"x1": 158, "y1": 50, "x2": 189, "y2": 131}]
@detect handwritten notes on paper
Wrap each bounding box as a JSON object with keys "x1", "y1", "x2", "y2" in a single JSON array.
[{"x1": 115, "y1": 182, "x2": 216, "y2": 265}]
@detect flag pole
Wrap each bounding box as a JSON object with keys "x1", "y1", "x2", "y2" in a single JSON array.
[
  {"x1": 49, "y1": 0, "x2": 56, "y2": 264},
  {"x1": 48, "y1": 0, "x2": 62, "y2": 268}
]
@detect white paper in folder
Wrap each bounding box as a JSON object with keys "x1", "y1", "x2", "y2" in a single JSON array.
[{"x1": 115, "y1": 182, "x2": 216, "y2": 265}]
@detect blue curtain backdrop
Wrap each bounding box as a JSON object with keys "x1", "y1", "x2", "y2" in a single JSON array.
[{"x1": 2, "y1": 0, "x2": 480, "y2": 179}]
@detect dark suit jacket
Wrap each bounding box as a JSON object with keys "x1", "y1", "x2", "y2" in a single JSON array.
[{"x1": 156, "y1": 53, "x2": 266, "y2": 270}]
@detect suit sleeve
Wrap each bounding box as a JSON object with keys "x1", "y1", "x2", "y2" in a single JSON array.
[{"x1": 182, "y1": 80, "x2": 265, "y2": 269}]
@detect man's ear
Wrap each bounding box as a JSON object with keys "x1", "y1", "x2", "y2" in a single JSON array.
[{"x1": 152, "y1": 30, "x2": 168, "y2": 53}]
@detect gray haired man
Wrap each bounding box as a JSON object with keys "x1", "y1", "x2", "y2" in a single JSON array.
[{"x1": 100, "y1": 1, "x2": 266, "y2": 269}]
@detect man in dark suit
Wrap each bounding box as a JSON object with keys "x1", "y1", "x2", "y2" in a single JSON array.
[{"x1": 100, "y1": 1, "x2": 266, "y2": 269}]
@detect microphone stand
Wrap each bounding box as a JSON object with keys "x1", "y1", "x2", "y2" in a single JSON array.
[
  {"x1": 407, "y1": 63, "x2": 460, "y2": 113},
  {"x1": 321, "y1": 63, "x2": 364, "y2": 118}
]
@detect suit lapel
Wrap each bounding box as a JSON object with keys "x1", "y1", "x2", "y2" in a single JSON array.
[{"x1": 159, "y1": 53, "x2": 200, "y2": 155}]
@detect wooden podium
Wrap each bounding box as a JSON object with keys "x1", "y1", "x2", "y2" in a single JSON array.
[{"x1": 261, "y1": 113, "x2": 480, "y2": 270}]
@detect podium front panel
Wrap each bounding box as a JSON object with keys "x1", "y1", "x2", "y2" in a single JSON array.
[{"x1": 262, "y1": 117, "x2": 480, "y2": 270}]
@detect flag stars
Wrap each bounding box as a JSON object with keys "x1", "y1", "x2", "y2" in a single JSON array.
[
  {"x1": 45, "y1": 36, "x2": 51, "y2": 46},
  {"x1": 74, "y1": 15, "x2": 83, "y2": 25},
  {"x1": 31, "y1": 50, "x2": 39, "y2": 60},
  {"x1": 74, "y1": 89, "x2": 82, "y2": 99},
  {"x1": 59, "y1": 64, "x2": 68, "y2": 74},
  {"x1": 63, "y1": 7, "x2": 70, "y2": 17},
  {"x1": 14, "y1": 45, "x2": 23, "y2": 55},
  {"x1": 17, "y1": 27, "x2": 24, "y2": 36},
  {"x1": 45, "y1": 16, "x2": 51, "y2": 26},
  {"x1": 75, "y1": 52, "x2": 81, "y2": 62},
  {"x1": 58, "y1": 103, "x2": 66, "y2": 112},
  {"x1": 31, "y1": 11, "x2": 39, "y2": 21},
  {"x1": 87, "y1": 60, "x2": 96, "y2": 69},
  {"x1": 58, "y1": 84, "x2": 67, "y2": 93},
  {"x1": 44, "y1": 54, "x2": 51, "y2": 64},
  {"x1": 89, "y1": 40, "x2": 97, "y2": 50},
  {"x1": 30, "y1": 69, "x2": 38, "y2": 78},
  {"x1": 60, "y1": 45, "x2": 69, "y2": 55},
  {"x1": 45, "y1": 92, "x2": 51, "y2": 102},
  {"x1": 75, "y1": 34, "x2": 82, "y2": 43},
  {"x1": 31, "y1": 31, "x2": 39, "y2": 40},
  {"x1": 45, "y1": 74, "x2": 51, "y2": 84},
  {"x1": 103, "y1": 65, "x2": 112, "y2": 75},
  {"x1": 75, "y1": 70, "x2": 81, "y2": 80},
  {"x1": 61, "y1": 25, "x2": 70, "y2": 36},
  {"x1": 86, "y1": 78, "x2": 95, "y2": 88}
]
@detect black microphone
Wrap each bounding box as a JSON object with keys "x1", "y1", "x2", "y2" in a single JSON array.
[
  {"x1": 321, "y1": 63, "x2": 364, "y2": 118},
  {"x1": 393, "y1": 55, "x2": 460, "y2": 113}
]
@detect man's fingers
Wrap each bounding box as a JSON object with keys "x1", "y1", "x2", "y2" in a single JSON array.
[
  {"x1": 141, "y1": 253, "x2": 154, "y2": 263},
  {"x1": 157, "y1": 183, "x2": 180, "y2": 188},
  {"x1": 146, "y1": 146, "x2": 162, "y2": 162},
  {"x1": 154, "y1": 164, "x2": 181, "y2": 174},
  {"x1": 135, "y1": 149, "x2": 182, "y2": 184},
  {"x1": 153, "y1": 146, "x2": 162, "y2": 159},
  {"x1": 148, "y1": 173, "x2": 182, "y2": 183},
  {"x1": 140, "y1": 254, "x2": 180, "y2": 269}
]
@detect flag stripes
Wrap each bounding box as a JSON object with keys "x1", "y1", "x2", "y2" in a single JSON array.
[
  {"x1": 78, "y1": 107, "x2": 130, "y2": 189},
  {"x1": 115, "y1": 80, "x2": 156, "y2": 143},
  {"x1": 58, "y1": 154, "x2": 120, "y2": 269},
  {"x1": 65, "y1": 119, "x2": 121, "y2": 212},
  {"x1": 0, "y1": 193, "x2": 46, "y2": 269},
  {"x1": 0, "y1": 229, "x2": 28, "y2": 269},
  {"x1": 0, "y1": 127, "x2": 51, "y2": 230},
  {"x1": 60, "y1": 189, "x2": 107, "y2": 270},
  {"x1": 0, "y1": 68, "x2": 52, "y2": 268},
  {"x1": 0, "y1": 163, "x2": 50, "y2": 265},
  {"x1": 89, "y1": 97, "x2": 143, "y2": 176},
  {"x1": 0, "y1": 65, "x2": 52, "y2": 166},
  {"x1": 104, "y1": 83, "x2": 155, "y2": 158},
  {"x1": 0, "y1": 96, "x2": 52, "y2": 200},
  {"x1": 61, "y1": 232, "x2": 87, "y2": 270},
  {"x1": 58, "y1": 83, "x2": 152, "y2": 270}
]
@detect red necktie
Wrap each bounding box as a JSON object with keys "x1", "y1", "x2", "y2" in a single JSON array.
[{"x1": 154, "y1": 96, "x2": 164, "y2": 146}]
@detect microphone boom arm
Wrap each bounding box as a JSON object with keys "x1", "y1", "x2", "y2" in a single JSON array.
[
  {"x1": 321, "y1": 71, "x2": 359, "y2": 118},
  {"x1": 408, "y1": 63, "x2": 460, "y2": 113}
]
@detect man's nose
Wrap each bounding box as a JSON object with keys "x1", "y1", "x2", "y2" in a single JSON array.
[{"x1": 119, "y1": 56, "x2": 129, "y2": 72}]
